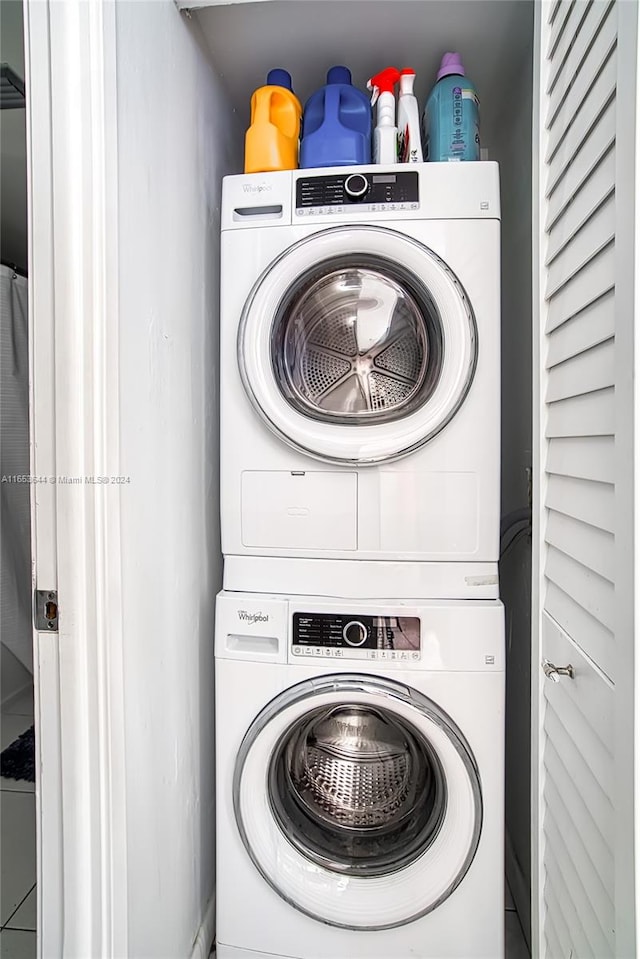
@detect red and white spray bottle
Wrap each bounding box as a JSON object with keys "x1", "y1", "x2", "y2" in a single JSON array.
[{"x1": 367, "y1": 67, "x2": 400, "y2": 164}]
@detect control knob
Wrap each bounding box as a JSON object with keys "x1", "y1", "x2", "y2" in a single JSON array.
[
  {"x1": 344, "y1": 174, "x2": 369, "y2": 201},
  {"x1": 343, "y1": 620, "x2": 368, "y2": 646}
]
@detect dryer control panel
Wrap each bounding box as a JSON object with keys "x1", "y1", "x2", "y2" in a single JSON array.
[
  {"x1": 292, "y1": 612, "x2": 421, "y2": 661},
  {"x1": 295, "y1": 171, "x2": 419, "y2": 216}
]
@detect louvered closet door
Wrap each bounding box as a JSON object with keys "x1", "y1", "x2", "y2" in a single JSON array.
[{"x1": 534, "y1": 1, "x2": 638, "y2": 957}]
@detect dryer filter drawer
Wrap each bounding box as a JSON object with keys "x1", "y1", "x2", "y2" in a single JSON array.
[{"x1": 241, "y1": 470, "x2": 357, "y2": 550}]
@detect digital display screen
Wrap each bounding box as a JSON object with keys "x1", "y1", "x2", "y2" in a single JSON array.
[{"x1": 372, "y1": 175, "x2": 397, "y2": 184}]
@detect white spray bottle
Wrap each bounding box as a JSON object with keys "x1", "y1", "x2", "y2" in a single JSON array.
[
  {"x1": 367, "y1": 67, "x2": 400, "y2": 164},
  {"x1": 398, "y1": 68, "x2": 423, "y2": 163}
]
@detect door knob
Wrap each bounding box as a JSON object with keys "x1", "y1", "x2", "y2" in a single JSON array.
[{"x1": 542, "y1": 659, "x2": 574, "y2": 683}]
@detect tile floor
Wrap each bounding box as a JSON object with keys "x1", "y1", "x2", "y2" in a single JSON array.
[
  {"x1": 1, "y1": 687, "x2": 37, "y2": 959},
  {"x1": 0, "y1": 685, "x2": 530, "y2": 959}
]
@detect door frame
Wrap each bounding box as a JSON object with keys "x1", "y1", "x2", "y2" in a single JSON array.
[
  {"x1": 612, "y1": 2, "x2": 640, "y2": 953},
  {"x1": 530, "y1": 2, "x2": 549, "y2": 953},
  {"x1": 25, "y1": 1, "x2": 127, "y2": 955}
]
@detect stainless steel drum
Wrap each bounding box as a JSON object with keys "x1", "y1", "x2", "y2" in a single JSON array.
[
  {"x1": 289, "y1": 706, "x2": 421, "y2": 829},
  {"x1": 271, "y1": 258, "x2": 444, "y2": 425},
  {"x1": 268, "y1": 702, "x2": 447, "y2": 876}
]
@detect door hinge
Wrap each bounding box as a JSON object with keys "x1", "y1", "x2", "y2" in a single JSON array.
[{"x1": 34, "y1": 589, "x2": 58, "y2": 631}]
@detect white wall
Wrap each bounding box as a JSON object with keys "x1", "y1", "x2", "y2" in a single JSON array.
[
  {"x1": 115, "y1": 3, "x2": 242, "y2": 955},
  {"x1": 194, "y1": 0, "x2": 532, "y2": 145}
]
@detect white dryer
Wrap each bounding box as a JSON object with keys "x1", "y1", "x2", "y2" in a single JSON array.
[
  {"x1": 215, "y1": 590, "x2": 505, "y2": 959},
  {"x1": 220, "y1": 163, "x2": 501, "y2": 598}
]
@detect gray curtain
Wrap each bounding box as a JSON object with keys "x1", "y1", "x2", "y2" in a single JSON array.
[{"x1": 1, "y1": 263, "x2": 32, "y2": 672}]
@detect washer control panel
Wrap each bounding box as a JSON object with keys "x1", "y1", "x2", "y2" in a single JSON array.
[
  {"x1": 295, "y1": 171, "x2": 419, "y2": 216},
  {"x1": 292, "y1": 612, "x2": 421, "y2": 661}
]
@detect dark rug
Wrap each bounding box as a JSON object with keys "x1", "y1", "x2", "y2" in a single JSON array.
[{"x1": 1, "y1": 725, "x2": 35, "y2": 782}]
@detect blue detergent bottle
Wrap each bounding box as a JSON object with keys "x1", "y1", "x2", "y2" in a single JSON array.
[
  {"x1": 300, "y1": 66, "x2": 372, "y2": 168},
  {"x1": 422, "y1": 53, "x2": 480, "y2": 162}
]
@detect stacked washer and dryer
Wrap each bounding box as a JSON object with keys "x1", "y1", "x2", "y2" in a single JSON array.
[{"x1": 216, "y1": 162, "x2": 505, "y2": 959}]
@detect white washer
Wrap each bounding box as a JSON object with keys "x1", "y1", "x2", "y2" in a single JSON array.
[
  {"x1": 215, "y1": 591, "x2": 505, "y2": 959},
  {"x1": 220, "y1": 163, "x2": 501, "y2": 599}
]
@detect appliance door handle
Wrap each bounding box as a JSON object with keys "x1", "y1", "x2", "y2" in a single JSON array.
[{"x1": 542, "y1": 659, "x2": 575, "y2": 683}]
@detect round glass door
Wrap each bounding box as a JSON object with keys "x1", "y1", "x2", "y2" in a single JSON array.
[
  {"x1": 271, "y1": 258, "x2": 443, "y2": 424},
  {"x1": 238, "y1": 226, "x2": 477, "y2": 465},
  {"x1": 233, "y1": 675, "x2": 482, "y2": 930},
  {"x1": 268, "y1": 702, "x2": 447, "y2": 876}
]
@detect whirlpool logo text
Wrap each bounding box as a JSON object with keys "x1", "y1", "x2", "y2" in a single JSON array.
[
  {"x1": 238, "y1": 610, "x2": 269, "y2": 624},
  {"x1": 242, "y1": 182, "x2": 272, "y2": 194}
]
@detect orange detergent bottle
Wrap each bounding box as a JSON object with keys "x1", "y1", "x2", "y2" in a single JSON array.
[{"x1": 245, "y1": 69, "x2": 302, "y2": 174}]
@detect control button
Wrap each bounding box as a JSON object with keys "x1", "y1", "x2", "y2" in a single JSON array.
[
  {"x1": 343, "y1": 620, "x2": 368, "y2": 646},
  {"x1": 344, "y1": 174, "x2": 369, "y2": 200}
]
